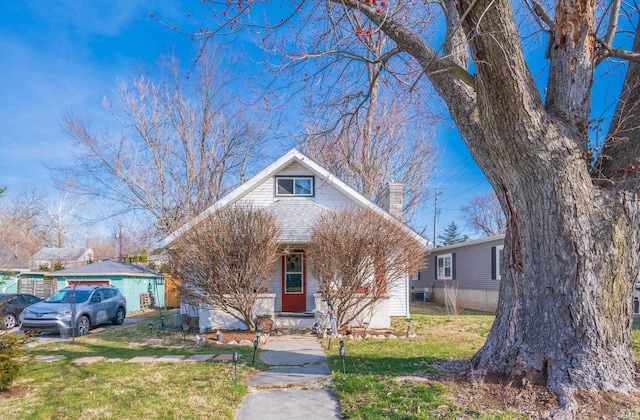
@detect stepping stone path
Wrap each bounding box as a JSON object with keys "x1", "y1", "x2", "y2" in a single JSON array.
[
  {"x1": 213, "y1": 354, "x2": 237, "y2": 362},
  {"x1": 152, "y1": 355, "x2": 186, "y2": 363},
  {"x1": 73, "y1": 356, "x2": 106, "y2": 364},
  {"x1": 35, "y1": 356, "x2": 66, "y2": 363},
  {"x1": 34, "y1": 354, "x2": 236, "y2": 364},
  {"x1": 127, "y1": 356, "x2": 159, "y2": 363},
  {"x1": 235, "y1": 335, "x2": 340, "y2": 419},
  {"x1": 185, "y1": 354, "x2": 215, "y2": 362}
]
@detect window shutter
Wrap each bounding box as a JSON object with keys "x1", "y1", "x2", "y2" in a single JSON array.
[
  {"x1": 452, "y1": 253, "x2": 456, "y2": 280},
  {"x1": 491, "y1": 246, "x2": 496, "y2": 280},
  {"x1": 434, "y1": 256, "x2": 438, "y2": 279}
]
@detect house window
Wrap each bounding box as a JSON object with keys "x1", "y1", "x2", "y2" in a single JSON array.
[
  {"x1": 495, "y1": 245, "x2": 504, "y2": 280},
  {"x1": 276, "y1": 176, "x2": 314, "y2": 197},
  {"x1": 436, "y1": 254, "x2": 453, "y2": 280},
  {"x1": 491, "y1": 245, "x2": 504, "y2": 280},
  {"x1": 285, "y1": 253, "x2": 304, "y2": 293}
]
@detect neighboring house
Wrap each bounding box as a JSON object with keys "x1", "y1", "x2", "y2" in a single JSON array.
[
  {"x1": 30, "y1": 247, "x2": 94, "y2": 270},
  {"x1": 161, "y1": 148, "x2": 427, "y2": 331},
  {"x1": 48, "y1": 260, "x2": 165, "y2": 313},
  {"x1": 413, "y1": 234, "x2": 505, "y2": 312},
  {"x1": 414, "y1": 234, "x2": 640, "y2": 315}
]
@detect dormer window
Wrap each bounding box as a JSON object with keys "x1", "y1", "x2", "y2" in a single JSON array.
[{"x1": 276, "y1": 176, "x2": 314, "y2": 197}]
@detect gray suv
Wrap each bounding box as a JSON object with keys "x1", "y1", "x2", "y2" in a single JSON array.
[{"x1": 19, "y1": 285, "x2": 127, "y2": 338}]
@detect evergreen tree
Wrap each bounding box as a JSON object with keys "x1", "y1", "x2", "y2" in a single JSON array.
[{"x1": 438, "y1": 222, "x2": 469, "y2": 247}]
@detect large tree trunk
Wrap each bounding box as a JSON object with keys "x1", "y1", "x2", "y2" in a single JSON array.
[
  {"x1": 471, "y1": 133, "x2": 639, "y2": 404},
  {"x1": 458, "y1": 0, "x2": 640, "y2": 411},
  {"x1": 334, "y1": 0, "x2": 640, "y2": 412}
]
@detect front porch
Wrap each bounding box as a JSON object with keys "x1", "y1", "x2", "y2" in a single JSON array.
[{"x1": 190, "y1": 292, "x2": 391, "y2": 333}]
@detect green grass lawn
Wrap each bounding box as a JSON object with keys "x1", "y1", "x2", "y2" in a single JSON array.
[
  {"x1": 1, "y1": 310, "x2": 264, "y2": 420},
  {"x1": 327, "y1": 302, "x2": 640, "y2": 419},
  {"x1": 326, "y1": 302, "x2": 504, "y2": 419},
  {"x1": 4, "y1": 304, "x2": 640, "y2": 419}
]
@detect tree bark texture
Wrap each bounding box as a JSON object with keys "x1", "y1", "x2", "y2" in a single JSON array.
[{"x1": 341, "y1": 0, "x2": 640, "y2": 407}]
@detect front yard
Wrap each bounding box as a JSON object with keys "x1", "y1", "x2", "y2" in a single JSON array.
[
  {"x1": 3, "y1": 303, "x2": 640, "y2": 418},
  {"x1": 1, "y1": 310, "x2": 264, "y2": 419}
]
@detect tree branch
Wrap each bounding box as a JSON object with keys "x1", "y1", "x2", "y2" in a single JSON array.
[
  {"x1": 604, "y1": 0, "x2": 621, "y2": 47},
  {"x1": 332, "y1": 0, "x2": 475, "y2": 87},
  {"x1": 530, "y1": 0, "x2": 554, "y2": 32}
]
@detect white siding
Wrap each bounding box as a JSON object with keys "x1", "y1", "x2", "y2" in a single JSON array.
[
  {"x1": 238, "y1": 178, "x2": 275, "y2": 207},
  {"x1": 239, "y1": 161, "x2": 361, "y2": 211},
  {"x1": 268, "y1": 261, "x2": 283, "y2": 312},
  {"x1": 305, "y1": 271, "x2": 320, "y2": 311},
  {"x1": 277, "y1": 162, "x2": 313, "y2": 176},
  {"x1": 388, "y1": 274, "x2": 409, "y2": 317}
]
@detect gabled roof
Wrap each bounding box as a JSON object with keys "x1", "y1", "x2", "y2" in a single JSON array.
[
  {"x1": 48, "y1": 259, "x2": 160, "y2": 278},
  {"x1": 160, "y1": 148, "x2": 428, "y2": 248},
  {"x1": 31, "y1": 247, "x2": 91, "y2": 262}
]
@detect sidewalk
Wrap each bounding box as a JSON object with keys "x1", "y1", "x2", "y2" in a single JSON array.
[{"x1": 234, "y1": 335, "x2": 341, "y2": 420}]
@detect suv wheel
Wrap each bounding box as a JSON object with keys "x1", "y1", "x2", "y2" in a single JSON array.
[
  {"x1": 112, "y1": 307, "x2": 125, "y2": 325},
  {"x1": 76, "y1": 315, "x2": 90, "y2": 336}
]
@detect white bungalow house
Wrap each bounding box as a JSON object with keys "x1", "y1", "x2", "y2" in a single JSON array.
[{"x1": 160, "y1": 148, "x2": 427, "y2": 331}]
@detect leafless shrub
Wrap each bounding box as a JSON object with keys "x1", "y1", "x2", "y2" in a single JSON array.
[
  {"x1": 307, "y1": 208, "x2": 426, "y2": 329},
  {"x1": 169, "y1": 204, "x2": 280, "y2": 330},
  {"x1": 444, "y1": 281, "x2": 466, "y2": 318}
]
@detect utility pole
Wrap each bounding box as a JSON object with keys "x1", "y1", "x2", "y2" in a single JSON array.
[
  {"x1": 433, "y1": 187, "x2": 440, "y2": 248},
  {"x1": 116, "y1": 223, "x2": 122, "y2": 261}
]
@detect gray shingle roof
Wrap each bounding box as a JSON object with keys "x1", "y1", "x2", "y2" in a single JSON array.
[
  {"x1": 31, "y1": 247, "x2": 90, "y2": 262},
  {"x1": 268, "y1": 200, "x2": 330, "y2": 243},
  {"x1": 50, "y1": 260, "x2": 160, "y2": 277}
]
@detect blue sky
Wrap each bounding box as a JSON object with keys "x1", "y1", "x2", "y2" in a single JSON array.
[{"x1": 0, "y1": 1, "x2": 492, "y2": 242}]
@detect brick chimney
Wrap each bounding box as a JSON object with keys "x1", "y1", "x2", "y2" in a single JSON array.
[{"x1": 379, "y1": 183, "x2": 403, "y2": 220}]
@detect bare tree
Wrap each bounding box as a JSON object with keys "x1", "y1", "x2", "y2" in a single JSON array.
[
  {"x1": 164, "y1": 0, "x2": 640, "y2": 411},
  {"x1": 460, "y1": 193, "x2": 506, "y2": 237},
  {"x1": 299, "y1": 35, "x2": 436, "y2": 222},
  {"x1": 57, "y1": 50, "x2": 267, "y2": 236},
  {"x1": 307, "y1": 208, "x2": 425, "y2": 329},
  {"x1": 170, "y1": 205, "x2": 280, "y2": 330},
  {"x1": 43, "y1": 187, "x2": 87, "y2": 248},
  {"x1": 0, "y1": 188, "x2": 48, "y2": 263}
]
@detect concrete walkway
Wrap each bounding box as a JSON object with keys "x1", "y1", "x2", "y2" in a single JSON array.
[{"x1": 234, "y1": 335, "x2": 341, "y2": 420}]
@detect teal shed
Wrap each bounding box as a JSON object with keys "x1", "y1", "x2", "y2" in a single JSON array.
[{"x1": 49, "y1": 260, "x2": 164, "y2": 313}]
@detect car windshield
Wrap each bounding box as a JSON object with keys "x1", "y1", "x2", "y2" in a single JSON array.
[{"x1": 44, "y1": 290, "x2": 92, "y2": 303}]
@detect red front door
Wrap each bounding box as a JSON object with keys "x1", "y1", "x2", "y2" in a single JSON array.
[{"x1": 281, "y1": 252, "x2": 306, "y2": 312}]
